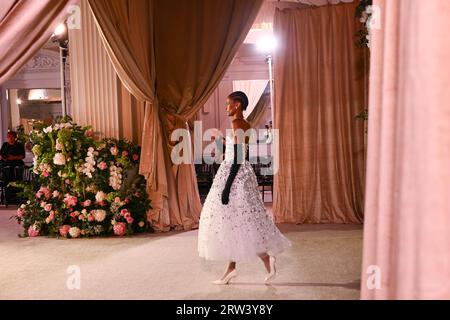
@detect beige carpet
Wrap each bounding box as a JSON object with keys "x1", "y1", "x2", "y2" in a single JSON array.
[{"x1": 0, "y1": 207, "x2": 362, "y2": 300}]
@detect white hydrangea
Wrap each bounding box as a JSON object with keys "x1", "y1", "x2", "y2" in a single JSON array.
[
  {"x1": 95, "y1": 191, "x2": 107, "y2": 202},
  {"x1": 69, "y1": 227, "x2": 81, "y2": 238},
  {"x1": 53, "y1": 153, "x2": 66, "y2": 166},
  {"x1": 93, "y1": 209, "x2": 107, "y2": 222}
]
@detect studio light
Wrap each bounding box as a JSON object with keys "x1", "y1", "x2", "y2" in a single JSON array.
[{"x1": 256, "y1": 35, "x2": 278, "y2": 54}]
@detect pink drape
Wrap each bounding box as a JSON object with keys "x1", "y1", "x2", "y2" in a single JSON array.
[
  {"x1": 0, "y1": 0, "x2": 74, "y2": 84},
  {"x1": 361, "y1": 0, "x2": 450, "y2": 299},
  {"x1": 273, "y1": 2, "x2": 367, "y2": 224}
]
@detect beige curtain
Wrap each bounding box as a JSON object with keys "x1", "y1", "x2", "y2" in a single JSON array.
[
  {"x1": 0, "y1": 0, "x2": 74, "y2": 84},
  {"x1": 361, "y1": 0, "x2": 450, "y2": 300},
  {"x1": 246, "y1": 83, "x2": 270, "y2": 128},
  {"x1": 89, "y1": 0, "x2": 263, "y2": 231},
  {"x1": 273, "y1": 2, "x2": 368, "y2": 224}
]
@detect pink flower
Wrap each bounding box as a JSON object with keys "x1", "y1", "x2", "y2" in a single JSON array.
[
  {"x1": 45, "y1": 211, "x2": 55, "y2": 224},
  {"x1": 120, "y1": 209, "x2": 129, "y2": 216},
  {"x1": 114, "y1": 197, "x2": 121, "y2": 203},
  {"x1": 124, "y1": 197, "x2": 130, "y2": 203},
  {"x1": 43, "y1": 170, "x2": 49, "y2": 177},
  {"x1": 113, "y1": 222, "x2": 126, "y2": 236},
  {"x1": 78, "y1": 215, "x2": 85, "y2": 221},
  {"x1": 44, "y1": 204, "x2": 52, "y2": 212},
  {"x1": 64, "y1": 194, "x2": 77, "y2": 207},
  {"x1": 40, "y1": 187, "x2": 51, "y2": 199},
  {"x1": 17, "y1": 208, "x2": 25, "y2": 218},
  {"x1": 97, "y1": 161, "x2": 108, "y2": 170},
  {"x1": 28, "y1": 225, "x2": 40, "y2": 237},
  {"x1": 122, "y1": 151, "x2": 129, "y2": 157},
  {"x1": 65, "y1": 179, "x2": 71, "y2": 185},
  {"x1": 59, "y1": 225, "x2": 71, "y2": 237},
  {"x1": 82, "y1": 200, "x2": 92, "y2": 207},
  {"x1": 132, "y1": 154, "x2": 139, "y2": 161},
  {"x1": 88, "y1": 215, "x2": 95, "y2": 222},
  {"x1": 126, "y1": 216, "x2": 134, "y2": 224},
  {"x1": 124, "y1": 212, "x2": 131, "y2": 220},
  {"x1": 35, "y1": 191, "x2": 43, "y2": 199}
]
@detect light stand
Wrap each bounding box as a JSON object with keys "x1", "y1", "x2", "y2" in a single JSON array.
[{"x1": 51, "y1": 23, "x2": 69, "y2": 118}]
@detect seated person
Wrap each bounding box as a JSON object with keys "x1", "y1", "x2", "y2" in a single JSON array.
[{"x1": 1, "y1": 131, "x2": 25, "y2": 168}]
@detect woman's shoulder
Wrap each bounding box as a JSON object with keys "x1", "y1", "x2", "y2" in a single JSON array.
[{"x1": 231, "y1": 118, "x2": 251, "y2": 130}]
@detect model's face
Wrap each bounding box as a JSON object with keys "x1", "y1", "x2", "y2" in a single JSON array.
[
  {"x1": 225, "y1": 98, "x2": 239, "y2": 116},
  {"x1": 7, "y1": 134, "x2": 15, "y2": 144}
]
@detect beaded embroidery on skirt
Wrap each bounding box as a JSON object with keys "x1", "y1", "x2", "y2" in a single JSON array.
[{"x1": 198, "y1": 137, "x2": 291, "y2": 262}]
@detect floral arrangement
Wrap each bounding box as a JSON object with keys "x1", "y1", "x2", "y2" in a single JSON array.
[
  {"x1": 12, "y1": 117, "x2": 152, "y2": 238},
  {"x1": 356, "y1": 0, "x2": 374, "y2": 48}
]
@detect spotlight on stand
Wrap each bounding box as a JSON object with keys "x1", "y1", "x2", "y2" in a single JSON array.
[
  {"x1": 51, "y1": 22, "x2": 69, "y2": 117},
  {"x1": 257, "y1": 35, "x2": 277, "y2": 131}
]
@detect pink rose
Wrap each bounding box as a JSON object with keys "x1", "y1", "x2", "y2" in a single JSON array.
[
  {"x1": 17, "y1": 208, "x2": 25, "y2": 218},
  {"x1": 64, "y1": 194, "x2": 77, "y2": 207},
  {"x1": 39, "y1": 187, "x2": 51, "y2": 200},
  {"x1": 35, "y1": 191, "x2": 43, "y2": 199},
  {"x1": 88, "y1": 215, "x2": 95, "y2": 222},
  {"x1": 82, "y1": 200, "x2": 92, "y2": 207},
  {"x1": 97, "y1": 161, "x2": 108, "y2": 170},
  {"x1": 120, "y1": 209, "x2": 129, "y2": 216},
  {"x1": 59, "y1": 225, "x2": 71, "y2": 237},
  {"x1": 114, "y1": 197, "x2": 121, "y2": 203},
  {"x1": 43, "y1": 170, "x2": 49, "y2": 177},
  {"x1": 124, "y1": 197, "x2": 130, "y2": 203},
  {"x1": 132, "y1": 154, "x2": 139, "y2": 161},
  {"x1": 124, "y1": 212, "x2": 131, "y2": 220},
  {"x1": 113, "y1": 222, "x2": 126, "y2": 236},
  {"x1": 126, "y1": 216, "x2": 134, "y2": 224},
  {"x1": 44, "y1": 204, "x2": 52, "y2": 212},
  {"x1": 28, "y1": 225, "x2": 40, "y2": 237},
  {"x1": 122, "y1": 151, "x2": 129, "y2": 157}
]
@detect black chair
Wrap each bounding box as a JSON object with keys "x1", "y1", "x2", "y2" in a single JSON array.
[
  {"x1": 195, "y1": 163, "x2": 215, "y2": 198},
  {"x1": 252, "y1": 162, "x2": 274, "y2": 203}
]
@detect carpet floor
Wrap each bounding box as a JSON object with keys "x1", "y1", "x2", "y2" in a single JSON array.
[{"x1": 0, "y1": 207, "x2": 362, "y2": 300}]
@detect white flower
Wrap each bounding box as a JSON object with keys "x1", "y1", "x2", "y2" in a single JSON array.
[
  {"x1": 52, "y1": 190, "x2": 60, "y2": 198},
  {"x1": 93, "y1": 209, "x2": 106, "y2": 222},
  {"x1": 95, "y1": 191, "x2": 107, "y2": 202},
  {"x1": 110, "y1": 146, "x2": 119, "y2": 156},
  {"x1": 43, "y1": 126, "x2": 53, "y2": 133},
  {"x1": 53, "y1": 153, "x2": 66, "y2": 166},
  {"x1": 69, "y1": 227, "x2": 81, "y2": 238},
  {"x1": 55, "y1": 139, "x2": 63, "y2": 151}
]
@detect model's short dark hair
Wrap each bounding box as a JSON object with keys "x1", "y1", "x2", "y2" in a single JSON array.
[{"x1": 228, "y1": 91, "x2": 249, "y2": 111}]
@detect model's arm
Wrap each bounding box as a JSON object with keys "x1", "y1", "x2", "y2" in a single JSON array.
[{"x1": 221, "y1": 121, "x2": 247, "y2": 205}]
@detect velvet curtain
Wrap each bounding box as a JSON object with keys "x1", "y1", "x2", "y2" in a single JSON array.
[
  {"x1": 88, "y1": 0, "x2": 263, "y2": 231},
  {"x1": 273, "y1": 2, "x2": 367, "y2": 224},
  {"x1": 361, "y1": 0, "x2": 450, "y2": 299},
  {"x1": 0, "y1": 0, "x2": 74, "y2": 84}
]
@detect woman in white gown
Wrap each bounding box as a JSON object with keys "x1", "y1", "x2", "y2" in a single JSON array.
[{"x1": 198, "y1": 91, "x2": 291, "y2": 285}]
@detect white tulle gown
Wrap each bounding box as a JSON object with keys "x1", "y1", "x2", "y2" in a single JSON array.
[{"x1": 198, "y1": 136, "x2": 291, "y2": 262}]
